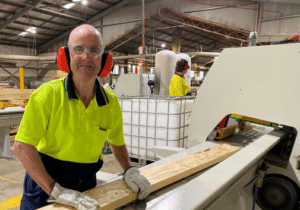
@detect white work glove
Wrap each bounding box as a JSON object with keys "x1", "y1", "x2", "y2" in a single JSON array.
[
  {"x1": 123, "y1": 167, "x2": 151, "y2": 200},
  {"x1": 47, "y1": 182, "x2": 100, "y2": 210}
]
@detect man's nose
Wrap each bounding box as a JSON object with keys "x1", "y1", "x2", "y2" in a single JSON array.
[{"x1": 81, "y1": 50, "x2": 92, "y2": 59}]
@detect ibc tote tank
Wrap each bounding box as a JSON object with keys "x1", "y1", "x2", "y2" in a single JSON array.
[
  {"x1": 176, "y1": 53, "x2": 192, "y2": 87},
  {"x1": 155, "y1": 50, "x2": 177, "y2": 95}
]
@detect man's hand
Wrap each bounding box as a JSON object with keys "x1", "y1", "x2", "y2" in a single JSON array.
[
  {"x1": 47, "y1": 182, "x2": 100, "y2": 210},
  {"x1": 123, "y1": 167, "x2": 151, "y2": 200}
]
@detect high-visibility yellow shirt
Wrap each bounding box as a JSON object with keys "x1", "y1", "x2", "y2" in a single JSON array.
[
  {"x1": 169, "y1": 73, "x2": 191, "y2": 96},
  {"x1": 15, "y1": 73, "x2": 125, "y2": 163}
]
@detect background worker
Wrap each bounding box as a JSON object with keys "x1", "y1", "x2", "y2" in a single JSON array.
[
  {"x1": 169, "y1": 59, "x2": 192, "y2": 96},
  {"x1": 12, "y1": 24, "x2": 151, "y2": 210}
]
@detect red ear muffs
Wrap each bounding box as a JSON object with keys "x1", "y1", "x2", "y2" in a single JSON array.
[
  {"x1": 288, "y1": 34, "x2": 299, "y2": 44},
  {"x1": 98, "y1": 52, "x2": 113, "y2": 78},
  {"x1": 57, "y1": 47, "x2": 113, "y2": 78},
  {"x1": 57, "y1": 46, "x2": 71, "y2": 73},
  {"x1": 181, "y1": 59, "x2": 189, "y2": 70}
]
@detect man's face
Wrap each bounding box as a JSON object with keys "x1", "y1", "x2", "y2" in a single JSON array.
[{"x1": 69, "y1": 30, "x2": 103, "y2": 80}]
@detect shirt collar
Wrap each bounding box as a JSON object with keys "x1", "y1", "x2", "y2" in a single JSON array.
[
  {"x1": 64, "y1": 72, "x2": 109, "y2": 107},
  {"x1": 175, "y1": 72, "x2": 184, "y2": 78}
]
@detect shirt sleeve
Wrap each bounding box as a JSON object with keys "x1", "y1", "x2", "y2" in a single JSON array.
[
  {"x1": 107, "y1": 96, "x2": 125, "y2": 146},
  {"x1": 15, "y1": 89, "x2": 51, "y2": 146}
]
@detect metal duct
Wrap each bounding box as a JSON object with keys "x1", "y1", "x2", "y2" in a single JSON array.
[{"x1": 0, "y1": 51, "x2": 220, "y2": 61}]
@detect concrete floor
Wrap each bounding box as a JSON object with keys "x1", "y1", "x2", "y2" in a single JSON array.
[{"x1": 0, "y1": 140, "x2": 142, "y2": 209}]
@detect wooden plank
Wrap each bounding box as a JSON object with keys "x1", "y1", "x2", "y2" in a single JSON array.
[
  {"x1": 38, "y1": 144, "x2": 240, "y2": 210},
  {"x1": 0, "y1": 89, "x2": 35, "y2": 100}
]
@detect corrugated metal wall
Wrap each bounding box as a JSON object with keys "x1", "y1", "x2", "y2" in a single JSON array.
[
  {"x1": 102, "y1": 1, "x2": 160, "y2": 45},
  {"x1": 260, "y1": 2, "x2": 300, "y2": 36},
  {"x1": 182, "y1": 0, "x2": 258, "y2": 31}
]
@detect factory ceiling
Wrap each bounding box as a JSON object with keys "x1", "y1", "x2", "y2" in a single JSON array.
[
  {"x1": 0, "y1": 0, "x2": 142, "y2": 53},
  {"x1": 0, "y1": 0, "x2": 251, "y2": 68},
  {"x1": 105, "y1": 8, "x2": 251, "y2": 67}
]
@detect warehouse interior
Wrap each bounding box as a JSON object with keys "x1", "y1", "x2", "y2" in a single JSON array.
[{"x1": 1, "y1": 0, "x2": 300, "y2": 209}]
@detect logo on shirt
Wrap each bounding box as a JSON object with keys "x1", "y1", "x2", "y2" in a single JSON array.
[{"x1": 99, "y1": 127, "x2": 107, "y2": 131}]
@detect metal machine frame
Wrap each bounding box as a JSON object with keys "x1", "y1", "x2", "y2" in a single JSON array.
[
  {"x1": 164, "y1": 43, "x2": 300, "y2": 209},
  {"x1": 0, "y1": 108, "x2": 25, "y2": 158},
  {"x1": 120, "y1": 43, "x2": 300, "y2": 209}
]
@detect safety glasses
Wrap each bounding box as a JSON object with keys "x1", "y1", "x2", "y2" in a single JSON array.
[{"x1": 68, "y1": 44, "x2": 105, "y2": 57}]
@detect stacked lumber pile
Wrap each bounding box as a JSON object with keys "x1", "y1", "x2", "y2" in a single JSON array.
[
  {"x1": 0, "y1": 89, "x2": 35, "y2": 108},
  {"x1": 0, "y1": 81, "x2": 18, "y2": 90}
]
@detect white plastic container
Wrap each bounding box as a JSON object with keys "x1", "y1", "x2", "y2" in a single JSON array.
[
  {"x1": 119, "y1": 96, "x2": 195, "y2": 161},
  {"x1": 155, "y1": 50, "x2": 177, "y2": 95}
]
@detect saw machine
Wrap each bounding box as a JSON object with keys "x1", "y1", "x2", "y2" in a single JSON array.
[{"x1": 107, "y1": 43, "x2": 300, "y2": 210}]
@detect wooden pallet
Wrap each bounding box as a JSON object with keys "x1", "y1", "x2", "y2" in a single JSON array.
[{"x1": 39, "y1": 144, "x2": 240, "y2": 210}]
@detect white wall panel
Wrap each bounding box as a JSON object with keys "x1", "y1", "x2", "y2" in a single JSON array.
[
  {"x1": 183, "y1": 0, "x2": 258, "y2": 31},
  {"x1": 103, "y1": 1, "x2": 160, "y2": 45},
  {"x1": 0, "y1": 44, "x2": 31, "y2": 56},
  {"x1": 260, "y1": 2, "x2": 300, "y2": 36}
]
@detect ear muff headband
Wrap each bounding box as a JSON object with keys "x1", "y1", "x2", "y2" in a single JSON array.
[
  {"x1": 181, "y1": 59, "x2": 189, "y2": 70},
  {"x1": 57, "y1": 46, "x2": 113, "y2": 78},
  {"x1": 57, "y1": 46, "x2": 71, "y2": 73},
  {"x1": 98, "y1": 52, "x2": 113, "y2": 78}
]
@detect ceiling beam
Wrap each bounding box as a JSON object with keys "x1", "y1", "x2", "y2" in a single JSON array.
[
  {"x1": 0, "y1": 9, "x2": 14, "y2": 15},
  {"x1": 154, "y1": 18, "x2": 236, "y2": 47},
  {"x1": 64, "y1": 0, "x2": 105, "y2": 11},
  {"x1": 41, "y1": 1, "x2": 84, "y2": 16},
  {"x1": 0, "y1": 32, "x2": 47, "y2": 41},
  {"x1": 0, "y1": 0, "x2": 85, "y2": 22},
  {"x1": 37, "y1": 0, "x2": 137, "y2": 54},
  {"x1": 238, "y1": 0, "x2": 300, "y2": 4},
  {"x1": 95, "y1": 0, "x2": 114, "y2": 6},
  {"x1": 11, "y1": 20, "x2": 56, "y2": 31},
  {"x1": 0, "y1": 38, "x2": 42, "y2": 45},
  {"x1": 0, "y1": 0, "x2": 44, "y2": 30},
  {"x1": 0, "y1": 41, "x2": 28, "y2": 48},
  {"x1": 0, "y1": 8, "x2": 74, "y2": 27},
  {"x1": 147, "y1": 23, "x2": 211, "y2": 47},
  {"x1": 130, "y1": 31, "x2": 197, "y2": 51},
  {"x1": 127, "y1": 0, "x2": 158, "y2": 6},
  {"x1": 5, "y1": 26, "x2": 53, "y2": 37},
  {"x1": 24, "y1": 15, "x2": 71, "y2": 26}
]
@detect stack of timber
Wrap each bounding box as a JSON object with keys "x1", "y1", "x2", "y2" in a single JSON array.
[
  {"x1": 0, "y1": 84, "x2": 18, "y2": 89},
  {"x1": 39, "y1": 144, "x2": 240, "y2": 210},
  {"x1": 51, "y1": 70, "x2": 68, "y2": 80},
  {"x1": 0, "y1": 89, "x2": 35, "y2": 108},
  {"x1": 0, "y1": 89, "x2": 35, "y2": 101}
]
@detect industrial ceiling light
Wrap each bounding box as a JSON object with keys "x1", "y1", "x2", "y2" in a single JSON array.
[
  {"x1": 72, "y1": 0, "x2": 81, "y2": 2},
  {"x1": 82, "y1": 0, "x2": 87, "y2": 5},
  {"x1": 161, "y1": 43, "x2": 166, "y2": 48},
  {"x1": 26, "y1": 27, "x2": 37, "y2": 34},
  {"x1": 63, "y1": 3, "x2": 75, "y2": 9},
  {"x1": 19, "y1": 32, "x2": 28, "y2": 36}
]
